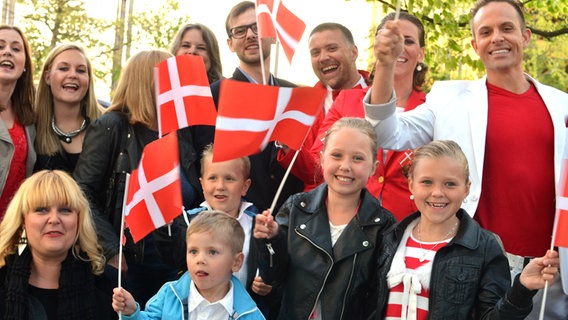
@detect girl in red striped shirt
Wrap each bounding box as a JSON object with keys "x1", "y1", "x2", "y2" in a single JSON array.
[{"x1": 376, "y1": 140, "x2": 559, "y2": 320}]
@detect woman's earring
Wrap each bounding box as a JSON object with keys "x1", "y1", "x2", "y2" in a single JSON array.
[
  {"x1": 463, "y1": 198, "x2": 468, "y2": 203},
  {"x1": 416, "y1": 63, "x2": 423, "y2": 72},
  {"x1": 17, "y1": 228, "x2": 28, "y2": 255},
  {"x1": 409, "y1": 194, "x2": 415, "y2": 200}
]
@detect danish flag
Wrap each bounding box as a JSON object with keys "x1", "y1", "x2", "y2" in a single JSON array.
[
  {"x1": 553, "y1": 158, "x2": 568, "y2": 247},
  {"x1": 212, "y1": 79, "x2": 325, "y2": 162},
  {"x1": 256, "y1": 0, "x2": 306, "y2": 63},
  {"x1": 156, "y1": 55, "x2": 216, "y2": 136},
  {"x1": 124, "y1": 133, "x2": 182, "y2": 243}
]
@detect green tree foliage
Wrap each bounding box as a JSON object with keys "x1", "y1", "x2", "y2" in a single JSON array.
[
  {"x1": 15, "y1": 0, "x2": 185, "y2": 97},
  {"x1": 363, "y1": 0, "x2": 568, "y2": 92},
  {"x1": 17, "y1": 0, "x2": 111, "y2": 84},
  {"x1": 129, "y1": 0, "x2": 185, "y2": 50}
]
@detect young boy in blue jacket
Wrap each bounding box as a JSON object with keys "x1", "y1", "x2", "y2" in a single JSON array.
[{"x1": 112, "y1": 210, "x2": 265, "y2": 320}]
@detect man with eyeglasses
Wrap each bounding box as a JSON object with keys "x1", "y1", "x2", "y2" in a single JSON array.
[
  {"x1": 210, "y1": 0, "x2": 301, "y2": 209},
  {"x1": 208, "y1": 2, "x2": 301, "y2": 319}
]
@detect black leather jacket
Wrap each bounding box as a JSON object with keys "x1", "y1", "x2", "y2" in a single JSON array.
[
  {"x1": 256, "y1": 183, "x2": 396, "y2": 320},
  {"x1": 74, "y1": 111, "x2": 203, "y2": 260},
  {"x1": 375, "y1": 209, "x2": 537, "y2": 319}
]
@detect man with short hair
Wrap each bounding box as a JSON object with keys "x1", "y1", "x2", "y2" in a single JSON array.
[
  {"x1": 277, "y1": 22, "x2": 370, "y2": 190},
  {"x1": 364, "y1": 0, "x2": 568, "y2": 318},
  {"x1": 209, "y1": 0, "x2": 302, "y2": 216}
]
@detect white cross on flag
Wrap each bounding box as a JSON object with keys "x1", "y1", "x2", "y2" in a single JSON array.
[
  {"x1": 554, "y1": 158, "x2": 568, "y2": 248},
  {"x1": 124, "y1": 132, "x2": 182, "y2": 243},
  {"x1": 156, "y1": 55, "x2": 217, "y2": 136},
  {"x1": 256, "y1": 0, "x2": 306, "y2": 63},
  {"x1": 212, "y1": 79, "x2": 326, "y2": 162}
]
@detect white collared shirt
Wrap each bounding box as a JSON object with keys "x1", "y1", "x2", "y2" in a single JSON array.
[{"x1": 188, "y1": 280, "x2": 234, "y2": 320}]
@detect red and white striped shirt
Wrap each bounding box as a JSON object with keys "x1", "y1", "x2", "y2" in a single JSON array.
[{"x1": 385, "y1": 233, "x2": 449, "y2": 320}]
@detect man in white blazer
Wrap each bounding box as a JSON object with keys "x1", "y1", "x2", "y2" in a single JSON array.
[{"x1": 363, "y1": 0, "x2": 568, "y2": 318}]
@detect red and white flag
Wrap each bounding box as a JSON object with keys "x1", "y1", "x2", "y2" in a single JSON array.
[
  {"x1": 256, "y1": 0, "x2": 305, "y2": 63},
  {"x1": 124, "y1": 133, "x2": 182, "y2": 243},
  {"x1": 213, "y1": 79, "x2": 325, "y2": 162},
  {"x1": 553, "y1": 158, "x2": 568, "y2": 248},
  {"x1": 156, "y1": 55, "x2": 217, "y2": 136}
]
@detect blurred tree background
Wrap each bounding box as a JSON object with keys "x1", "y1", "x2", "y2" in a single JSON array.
[
  {"x1": 1, "y1": 0, "x2": 567, "y2": 97},
  {"x1": 365, "y1": 0, "x2": 568, "y2": 92},
  {"x1": 2, "y1": 0, "x2": 184, "y2": 97}
]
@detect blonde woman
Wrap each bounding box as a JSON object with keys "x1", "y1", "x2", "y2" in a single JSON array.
[
  {"x1": 0, "y1": 170, "x2": 114, "y2": 319},
  {"x1": 34, "y1": 43, "x2": 103, "y2": 173}
]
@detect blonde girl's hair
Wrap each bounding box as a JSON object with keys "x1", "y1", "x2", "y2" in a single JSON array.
[
  {"x1": 0, "y1": 170, "x2": 106, "y2": 274},
  {"x1": 186, "y1": 210, "x2": 245, "y2": 254},
  {"x1": 107, "y1": 50, "x2": 173, "y2": 128},
  {"x1": 35, "y1": 43, "x2": 103, "y2": 155},
  {"x1": 408, "y1": 140, "x2": 470, "y2": 185},
  {"x1": 323, "y1": 117, "x2": 378, "y2": 161}
]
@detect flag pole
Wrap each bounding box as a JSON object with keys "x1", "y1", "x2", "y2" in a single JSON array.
[
  {"x1": 155, "y1": 66, "x2": 163, "y2": 138},
  {"x1": 117, "y1": 173, "x2": 130, "y2": 320},
  {"x1": 254, "y1": 1, "x2": 268, "y2": 86},
  {"x1": 537, "y1": 238, "x2": 555, "y2": 320},
  {"x1": 269, "y1": 149, "x2": 300, "y2": 214}
]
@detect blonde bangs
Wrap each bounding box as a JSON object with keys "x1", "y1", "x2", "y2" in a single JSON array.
[{"x1": 19, "y1": 171, "x2": 88, "y2": 216}]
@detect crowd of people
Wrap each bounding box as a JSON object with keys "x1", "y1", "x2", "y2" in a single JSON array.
[{"x1": 0, "y1": 0, "x2": 565, "y2": 319}]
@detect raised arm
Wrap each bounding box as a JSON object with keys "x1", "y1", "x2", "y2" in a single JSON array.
[{"x1": 370, "y1": 20, "x2": 404, "y2": 105}]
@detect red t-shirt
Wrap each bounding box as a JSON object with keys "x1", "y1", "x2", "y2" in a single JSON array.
[
  {"x1": 474, "y1": 82, "x2": 555, "y2": 257},
  {"x1": 0, "y1": 121, "x2": 28, "y2": 220}
]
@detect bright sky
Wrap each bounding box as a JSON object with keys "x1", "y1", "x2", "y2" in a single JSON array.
[
  {"x1": 180, "y1": 0, "x2": 378, "y2": 86},
  {"x1": 34, "y1": 0, "x2": 380, "y2": 96}
]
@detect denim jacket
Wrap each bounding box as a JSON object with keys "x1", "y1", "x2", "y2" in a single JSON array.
[{"x1": 375, "y1": 209, "x2": 537, "y2": 319}]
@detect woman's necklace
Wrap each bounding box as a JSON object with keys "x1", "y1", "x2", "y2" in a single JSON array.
[
  {"x1": 51, "y1": 116, "x2": 89, "y2": 144},
  {"x1": 416, "y1": 220, "x2": 459, "y2": 262}
]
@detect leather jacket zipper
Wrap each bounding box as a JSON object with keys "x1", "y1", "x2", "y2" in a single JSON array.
[
  {"x1": 339, "y1": 253, "x2": 357, "y2": 319},
  {"x1": 296, "y1": 229, "x2": 334, "y2": 319}
]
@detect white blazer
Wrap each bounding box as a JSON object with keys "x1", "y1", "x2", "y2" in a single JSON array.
[{"x1": 364, "y1": 74, "x2": 568, "y2": 216}]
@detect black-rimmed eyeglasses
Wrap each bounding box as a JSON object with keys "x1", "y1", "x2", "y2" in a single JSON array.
[{"x1": 229, "y1": 23, "x2": 258, "y2": 39}]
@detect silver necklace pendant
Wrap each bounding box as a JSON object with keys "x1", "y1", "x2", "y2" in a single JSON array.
[{"x1": 51, "y1": 116, "x2": 89, "y2": 144}]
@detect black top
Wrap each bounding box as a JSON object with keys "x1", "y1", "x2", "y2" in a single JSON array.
[
  {"x1": 34, "y1": 151, "x2": 80, "y2": 173},
  {"x1": 27, "y1": 285, "x2": 57, "y2": 320}
]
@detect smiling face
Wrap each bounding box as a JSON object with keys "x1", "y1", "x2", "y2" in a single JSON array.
[
  {"x1": 23, "y1": 205, "x2": 79, "y2": 262},
  {"x1": 227, "y1": 7, "x2": 271, "y2": 66},
  {"x1": 200, "y1": 155, "x2": 251, "y2": 218},
  {"x1": 175, "y1": 28, "x2": 211, "y2": 72},
  {"x1": 409, "y1": 156, "x2": 470, "y2": 226},
  {"x1": 321, "y1": 127, "x2": 377, "y2": 198},
  {"x1": 186, "y1": 231, "x2": 244, "y2": 302},
  {"x1": 0, "y1": 29, "x2": 26, "y2": 84},
  {"x1": 44, "y1": 49, "x2": 89, "y2": 107},
  {"x1": 309, "y1": 28, "x2": 359, "y2": 90},
  {"x1": 471, "y1": 1, "x2": 530, "y2": 76},
  {"x1": 394, "y1": 20, "x2": 424, "y2": 81}
]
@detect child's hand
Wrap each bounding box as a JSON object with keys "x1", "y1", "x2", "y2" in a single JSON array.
[
  {"x1": 112, "y1": 287, "x2": 137, "y2": 316},
  {"x1": 254, "y1": 209, "x2": 278, "y2": 239},
  {"x1": 519, "y1": 249, "x2": 559, "y2": 290},
  {"x1": 252, "y1": 276, "x2": 273, "y2": 296}
]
